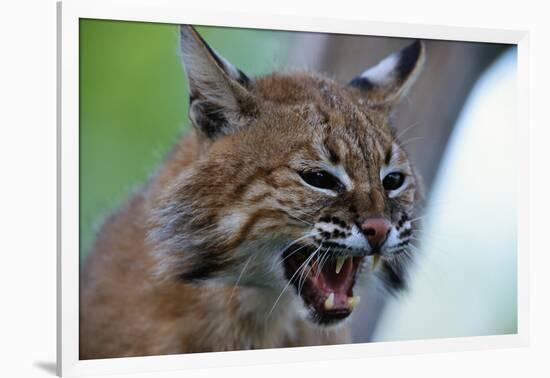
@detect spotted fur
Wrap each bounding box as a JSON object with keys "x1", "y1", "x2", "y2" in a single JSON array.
[{"x1": 79, "y1": 25, "x2": 425, "y2": 359}]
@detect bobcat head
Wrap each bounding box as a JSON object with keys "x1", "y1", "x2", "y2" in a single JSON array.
[{"x1": 150, "y1": 25, "x2": 425, "y2": 326}]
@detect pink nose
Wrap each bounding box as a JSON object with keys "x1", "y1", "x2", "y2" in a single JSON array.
[{"x1": 361, "y1": 218, "x2": 391, "y2": 249}]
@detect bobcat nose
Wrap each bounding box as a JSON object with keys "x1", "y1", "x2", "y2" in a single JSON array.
[{"x1": 360, "y1": 218, "x2": 391, "y2": 249}]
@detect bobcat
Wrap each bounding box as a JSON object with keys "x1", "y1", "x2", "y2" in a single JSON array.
[{"x1": 80, "y1": 25, "x2": 425, "y2": 359}]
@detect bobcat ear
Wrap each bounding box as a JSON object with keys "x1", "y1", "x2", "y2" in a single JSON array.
[
  {"x1": 180, "y1": 25, "x2": 255, "y2": 139},
  {"x1": 349, "y1": 40, "x2": 425, "y2": 106}
]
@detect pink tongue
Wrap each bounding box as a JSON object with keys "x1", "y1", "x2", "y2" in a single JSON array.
[
  {"x1": 332, "y1": 292, "x2": 350, "y2": 308},
  {"x1": 322, "y1": 257, "x2": 354, "y2": 291},
  {"x1": 311, "y1": 259, "x2": 355, "y2": 309}
]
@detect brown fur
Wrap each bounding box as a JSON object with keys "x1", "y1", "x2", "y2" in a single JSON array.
[{"x1": 80, "y1": 26, "x2": 424, "y2": 359}]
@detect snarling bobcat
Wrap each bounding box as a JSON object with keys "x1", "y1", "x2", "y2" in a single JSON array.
[{"x1": 80, "y1": 25, "x2": 425, "y2": 359}]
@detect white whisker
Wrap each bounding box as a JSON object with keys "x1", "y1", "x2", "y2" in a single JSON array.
[
  {"x1": 315, "y1": 247, "x2": 332, "y2": 280},
  {"x1": 288, "y1": 214, "x2": 313, "y2": 226},
  {"x1": 227, "y1": 255, "x2": 254, "y2": 304},
  {"x1": 267, "y1": 247, "x2": 318, "y2": 319},
  {"x1": 395, "y1": 122, "x2": 420, "y2": 141},
  {"x1": 298, "y1": 245, "x2": 322, "y2": 296}
]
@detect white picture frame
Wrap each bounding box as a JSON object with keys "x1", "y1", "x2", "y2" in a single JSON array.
[{"x1": 58, "y1": 0, "x2": 530, "y2": 376}]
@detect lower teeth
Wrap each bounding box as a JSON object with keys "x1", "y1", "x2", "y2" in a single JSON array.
[
  {"x1": 347, "y1": 295, "x2": 360, "y2": 310},
  {"x1": 322, "y1": 293, "x2": 361, "y2": 311},
  {"x1": 324, "y1": 293, "x2": 335, "y2": 310}
]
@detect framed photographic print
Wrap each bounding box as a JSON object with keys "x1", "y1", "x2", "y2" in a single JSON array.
[{"x1": 58, "y1": 0, "x2": 529, "y2": 376}]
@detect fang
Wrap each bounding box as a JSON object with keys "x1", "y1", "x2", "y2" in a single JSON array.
[
  {"x1": 335, "y1": 256, "x2": 346, "y2": 274},
  {"x1": 324, "y1": 293, "x2": 335, "y2": 310}
]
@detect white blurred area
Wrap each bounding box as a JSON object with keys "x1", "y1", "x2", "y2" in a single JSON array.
[{"x1": 373, "y1": 48, "x2": 518, "y2": 341}]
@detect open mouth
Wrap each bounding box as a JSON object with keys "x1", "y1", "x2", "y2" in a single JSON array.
[{"x1": 282, "y1": 244, "x2": 364, "y2": 325}]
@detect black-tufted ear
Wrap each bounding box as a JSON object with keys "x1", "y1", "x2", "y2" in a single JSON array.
[
  {"x1": 348, "y1": 40, "x2": 425, "y2": 106},
  {"x1": 180, "y1": 25, "x2": 256, "y2": 139}
]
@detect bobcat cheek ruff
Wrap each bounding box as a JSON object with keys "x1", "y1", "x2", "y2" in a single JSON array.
[
  {"x1": 80, "y1": 25, "x2": 425, "y2": 358},
  {"x1": 150, "y1": 25, "x2": 425, "y2": 324}
]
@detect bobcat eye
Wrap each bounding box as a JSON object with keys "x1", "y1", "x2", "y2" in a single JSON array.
[
  {"x1": 382, "y1": 172, "x2": 405, "y2": 191},
  {"x1": 299, "y1": 170, "x2": 343, "y2": 191}
]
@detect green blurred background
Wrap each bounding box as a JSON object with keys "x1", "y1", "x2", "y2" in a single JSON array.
[{"x1": 79, "y1": 19, "x2": 293, "y2": 259}]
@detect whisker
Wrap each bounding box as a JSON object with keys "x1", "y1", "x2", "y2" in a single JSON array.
[
  {"x1": 291, "y1": 208, "x2": 315, "y2": 218},
  {"x1": 297, "y1": 244, "x2": 322, "y2": 295},
  {"x1": 288, "y1": 214, "x2": 313, "y2": 226},
  {"x1": 266, "y1": 253, "x2": 314, "y2": 319},
  {"x1": 227, "y1": 255, "x2": 254, "y2": 304},
  {"x1": 409, "y1": 215, "x2": 427, "y2": 223},
  {"x1": 279, "y1": 234, "x2": 316, "y2": 264},
  {"x1": 399, "y1": 136, "x2": 425, "y2": 148},
  {"x1": 316, "y1": 247, "x2": 332, "y2": 280},
  {"x1": 280, "y1": 243, "x2": 312, "y2": 264},
  {"x1": 298, "y1": 245, "x2": 322, "y2": 295},
  {"x1": 282, "y1": 233, "x2": 313, "y2": 250},
  {"x1": 395, "y1": 122, "x2": 420, "y2": 141}
]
